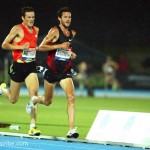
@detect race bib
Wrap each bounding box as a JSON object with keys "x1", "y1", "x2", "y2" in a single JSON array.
[
  {"x1": 22, "y1": 48, "x2": 36, "y2": 61},
  {"x1": 55, "y1": 48, "x2": 71, "y2": 61}
]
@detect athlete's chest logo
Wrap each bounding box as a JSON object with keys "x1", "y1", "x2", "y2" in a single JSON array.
[{"x1": 69, "y1": 39, "x2": 73, "y2": 42}]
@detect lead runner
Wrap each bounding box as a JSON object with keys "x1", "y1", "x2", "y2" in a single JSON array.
[{"x1": 26, "y1": 6, "x2": 79, "y2": 138}]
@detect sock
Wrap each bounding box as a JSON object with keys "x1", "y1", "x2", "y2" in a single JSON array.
[{"x1": 30, "y1": 124, "x2": 36, "y2": 129}]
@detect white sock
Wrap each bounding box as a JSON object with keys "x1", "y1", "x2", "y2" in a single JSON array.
[{"x1": 30, "y1": 124, "x2": 36, "y2": 129}]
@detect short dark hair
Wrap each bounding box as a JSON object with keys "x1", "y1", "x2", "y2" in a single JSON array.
[
  {"x1": 21, "y1": 6, "x2": 34, "y2": 17},
  {"x1": 57, "y1": 7, "x2": 72, "y2": 18}
]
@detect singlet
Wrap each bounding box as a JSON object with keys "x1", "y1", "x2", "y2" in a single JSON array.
[
  {"x1": 47, "y1": 26, "x2": 74, "y2": 73},
  {"x1": 12, "y1": 24, "x2": 38, "y2": 63}
]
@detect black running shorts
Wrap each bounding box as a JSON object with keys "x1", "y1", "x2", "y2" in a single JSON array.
[
  {"x1": 8, "y1": 61, "x2": 37, "y2": 82},
  {"x1": 44, "y1": 68, "x2": 75, "y2": 83}
]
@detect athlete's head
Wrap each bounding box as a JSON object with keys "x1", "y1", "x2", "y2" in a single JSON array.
[
  {"x1": 57, "y1": 7, "x2": 72, "y2": 28},
  {"x1": 21, "y1": 6, "x2": 35, "y2": 27}
]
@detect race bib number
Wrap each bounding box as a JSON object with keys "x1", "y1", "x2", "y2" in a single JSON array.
[
  {"x1": 22, "y1": 48, "x2": 36, "y2": 61},
  {"x1": 55, "y1": 49, "x2": 71, "y2": 61}
]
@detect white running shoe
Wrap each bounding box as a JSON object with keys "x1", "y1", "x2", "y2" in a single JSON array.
[
  {"x1": 26, "y1": 101, "x2": 34, "y2": 114},
  {"x1": 0, "y1": 83, "x2": 7, "y2": 95},
  {"x1": 67, "y1": 127, "x2": 79, "y2": 138}
]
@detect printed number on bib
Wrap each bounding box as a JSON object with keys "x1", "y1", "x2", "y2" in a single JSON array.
[
  {"x1": 55, "y1": 49, "x2": 71, "y2": 61},
  {"x1": 22, "y1": 49, "x2": 36, "y2": 61}
]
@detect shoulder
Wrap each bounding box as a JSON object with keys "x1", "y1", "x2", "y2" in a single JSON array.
[
  {"x1": 33, "y1": 26, "x2": 39, "y2": 33},
  {"x1": 7, "y1": 24, "x2": 23, "y2": 36},
  {"x1": 11, "y1": 24, "x2": 22, "y2": 32},
  {"x1": 48, "y1": 26, "x2": 59, "y2": 35}
]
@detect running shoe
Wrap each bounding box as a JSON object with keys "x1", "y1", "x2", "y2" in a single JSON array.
[
  {"x1": 66, "y1": 127, "x2": 79, "y2": 138},
  {"x1": 0, "y1": 83, "x2": 6, "y2": 95},
  {"x1": 28, "y1": 127, "x2": 41, "y2": 136},
  {"x1": 26, "y1": 101, "x2": 34, "y2": 114}
]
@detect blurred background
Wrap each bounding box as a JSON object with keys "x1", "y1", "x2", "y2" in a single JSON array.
[{"x1": 0, "y1": 0, "x2": 150, "y2": 96}]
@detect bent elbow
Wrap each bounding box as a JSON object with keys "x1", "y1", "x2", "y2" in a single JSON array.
[{"x1": 2, "y1": 43, "x2": 7, "y2": 50}]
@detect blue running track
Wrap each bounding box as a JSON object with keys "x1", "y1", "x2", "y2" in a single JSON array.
[{"x1": 0, "y1": 133, "x2": 146, "y2": 150}]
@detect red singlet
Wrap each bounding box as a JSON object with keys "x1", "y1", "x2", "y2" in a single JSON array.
[{"x1": 12, "y1": 24, "x2": 38, "y2": 63}]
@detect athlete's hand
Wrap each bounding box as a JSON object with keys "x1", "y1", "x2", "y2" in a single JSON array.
[
  {"x1": 26, "y1": 46, "x2": 39, "y2": 51},
  {"x1": 71, "y1": 52, "x2": 77, "y2": 59},
  {"x1": 60, "y1": 42, "x2": 70, "y2": 50}
]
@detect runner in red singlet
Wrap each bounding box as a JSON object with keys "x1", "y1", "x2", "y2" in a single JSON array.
[
  {"x1": 26, "y1": 7, "x2": 79, "y2": 138},
  {"x1": 1, "y1": 6, "x2": 41, "y2": 136}
]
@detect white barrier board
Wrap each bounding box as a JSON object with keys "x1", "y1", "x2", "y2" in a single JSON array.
[{"x1": 86, "y1": 110, "x2": 150, "y2": 146}]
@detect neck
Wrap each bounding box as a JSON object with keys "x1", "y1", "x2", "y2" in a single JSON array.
[
  {"x1": 22, "y1": 23, "x2": 33, "y2": 30},
  {"x1": 59, "y1": 24, "x2": 68, "y2": 30},
  {"x1": 59, "y1": 24, "x2": 70, "y2": 36}
]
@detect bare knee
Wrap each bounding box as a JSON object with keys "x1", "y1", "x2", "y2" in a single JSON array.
[{"x1": 9, "y1": 98, "x2": 18, "y2": 104}]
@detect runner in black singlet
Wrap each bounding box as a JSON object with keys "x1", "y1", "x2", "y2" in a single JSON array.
[
  {"x1": 44, "y1": 25, "x2": 75, "y2": 83},
  {"x1": 26, "y1": 7, "x2": 79, "y2": 138}
]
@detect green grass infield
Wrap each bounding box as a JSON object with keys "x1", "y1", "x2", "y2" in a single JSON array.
[{"x1": 0, "y1": 95, "x2": 150, "y2": 139}]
